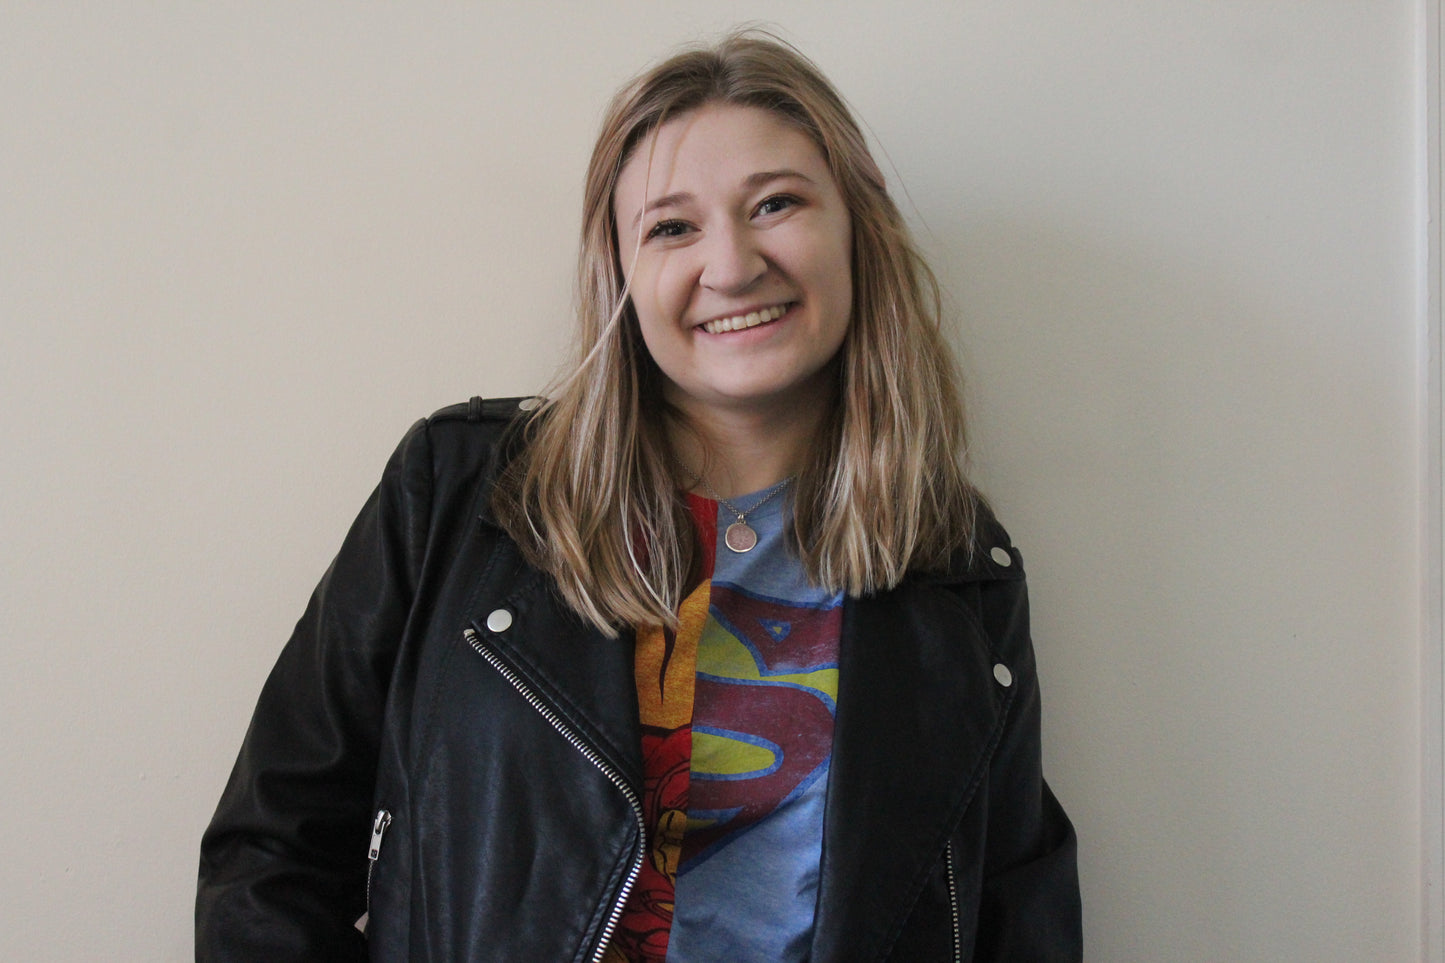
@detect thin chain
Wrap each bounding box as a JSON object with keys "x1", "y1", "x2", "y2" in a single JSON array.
[{"x1": 674, "y1": 461, "x2": 793, "y2": 524}]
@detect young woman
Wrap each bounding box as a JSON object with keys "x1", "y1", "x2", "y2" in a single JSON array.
[{"x1": 198, "y1": 32, "x2": 1081, "y2": 962}]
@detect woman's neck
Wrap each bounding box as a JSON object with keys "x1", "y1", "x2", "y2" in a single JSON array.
[{"x1": 666, "y1": 397, "x2": 830, "y2": 499}]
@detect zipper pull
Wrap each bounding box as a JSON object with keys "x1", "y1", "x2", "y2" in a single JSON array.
[{"x1": 369, "y1": 809, "x2": 392, "y2": 861}]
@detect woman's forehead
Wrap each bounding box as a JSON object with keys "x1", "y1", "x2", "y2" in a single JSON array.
[{"x1": 613, "y1": 103, "x2": 831, "y2": 214}]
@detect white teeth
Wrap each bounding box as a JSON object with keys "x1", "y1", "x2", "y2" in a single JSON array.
[{"x1": 700, "y1": 303, "x2": 788, "y2": 335}]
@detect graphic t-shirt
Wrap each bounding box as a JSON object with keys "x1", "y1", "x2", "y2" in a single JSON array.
[{"x1": 605, "y1": 488, "x2": 843, "y2": 963}]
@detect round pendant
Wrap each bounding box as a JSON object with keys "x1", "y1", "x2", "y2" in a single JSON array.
[{"x1": 724, "y1": 521, "x2": 758, "y2": 553}]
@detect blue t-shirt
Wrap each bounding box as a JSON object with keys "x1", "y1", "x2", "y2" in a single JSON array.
[{"x1": 666, "y1": 490, "x2": 843, "y2": 962}]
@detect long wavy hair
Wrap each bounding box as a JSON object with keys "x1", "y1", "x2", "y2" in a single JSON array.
[{"x1": 492, "y1": 30, "x2": 978, "y2": 635}]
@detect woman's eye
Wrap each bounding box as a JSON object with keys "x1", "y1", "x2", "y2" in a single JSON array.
[
  {"x1": 646, "y1": 219, "x2": 690, "y2": 240},
  {"x1": 755, "y1": 195, "x2": 799, "y2": 217}
]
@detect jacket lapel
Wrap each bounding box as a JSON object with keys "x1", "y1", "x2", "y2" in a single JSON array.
[
  {"x1": 463, "y1": 520, "x2": 644, "y2": 792},
  {"x1": 810, "y1": 577, "x2": 1012, "y2": 961}
]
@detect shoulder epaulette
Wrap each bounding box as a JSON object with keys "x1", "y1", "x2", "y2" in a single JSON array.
[{"x1": 428, "y1": 396, "x2": 545, "y2": 425}]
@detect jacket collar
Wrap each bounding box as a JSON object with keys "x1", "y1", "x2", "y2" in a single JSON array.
[{"x1": 810, "y1": 576, "x2": 1013, "y2": 961}]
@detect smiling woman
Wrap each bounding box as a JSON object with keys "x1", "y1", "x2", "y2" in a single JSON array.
[
  {"x1": 197, "y1": 29, "x2": 1081, "y2": 962},
  {"x1": 614, "y1": 102, "x2": 854, "y2": 442}
]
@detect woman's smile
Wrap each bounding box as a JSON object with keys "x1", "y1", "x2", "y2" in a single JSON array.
[
  {"x1": 613, "y1": 102, "x2": 853, "y2": 419},
  {"x1": 696, "y1": 301, "x2": 792, "y2": 335}
]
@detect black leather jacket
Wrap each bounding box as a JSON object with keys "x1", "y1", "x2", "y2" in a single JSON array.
[{"x1": 197, "y1": 398, "x2": 1081, "y2": 962}]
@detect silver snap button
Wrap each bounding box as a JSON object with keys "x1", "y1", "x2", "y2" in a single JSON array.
[
  {"x1": 993, "y1": 663, "x2": 1013, "y2": 687},
  {"x1": 517, "y1": 397, "x2": 542, "y2": 411},
  {"x1": 990, "y1": 546, "x2": 1012, "y2": 567},
  {"x1": 486, "y1": 608, "x2": 513, "y2": 633}
]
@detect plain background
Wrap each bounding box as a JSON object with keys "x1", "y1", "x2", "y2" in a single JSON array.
[{"x1": 0, "y1": 3, "x2": 1434, "y2": 960}]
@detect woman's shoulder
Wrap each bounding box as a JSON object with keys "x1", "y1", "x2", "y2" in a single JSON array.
[
  {"x1": 377, "y1": 396, "x2": 539, "y2": 502},
  {"x1": 423, "y1": 395, "x2": 541, "y2": 434},
  {"x1": 916, "y1": 494, "x2": 1028, "y2": 586},
  {"x1": 970, "y1": 497, "x2": 1026, "y2": 577},
  {"x1": 405, "y1": 395, "x2": 539, "y2": 459}
]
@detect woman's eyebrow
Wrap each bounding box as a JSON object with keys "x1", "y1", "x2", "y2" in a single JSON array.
[
  {"x1": 743, "y1": 168, "x2": 814, "y2": 189},
  {"x1": 632, "y1": 191, "x2": 694, "y2": 229}
]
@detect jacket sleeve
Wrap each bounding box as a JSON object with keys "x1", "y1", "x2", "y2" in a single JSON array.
[
  {"x1": 196, "y1": 419, "x2": 434, "y2": 962},
  {"x1": 971, "y1": 539, "x2": 1083, "y2": 961}
]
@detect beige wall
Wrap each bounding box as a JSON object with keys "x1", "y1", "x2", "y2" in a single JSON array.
[{"x1": 0, "y1": 3, "x2": 1427, "y2": 960}]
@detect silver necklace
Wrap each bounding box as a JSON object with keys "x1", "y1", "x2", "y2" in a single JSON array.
[{"x1": 677, "y1": 464, "x2": 793, "y2": 554}]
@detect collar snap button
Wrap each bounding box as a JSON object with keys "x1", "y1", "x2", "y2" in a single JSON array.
[
  {"x1": 486, "y1": 609, "x2": 514, "y2": 633},
  {"x1": 989, "y1": 546, "x2": 1012, "y2": 567}
]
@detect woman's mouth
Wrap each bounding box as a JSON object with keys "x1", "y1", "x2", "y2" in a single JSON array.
[{"x1": 698, "y1": 303, "x2": 790, "y2": 335}]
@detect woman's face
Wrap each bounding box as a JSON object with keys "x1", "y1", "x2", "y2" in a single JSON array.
[{"x1": 612, "y1": 102, "x2": 853, "y2": 422}]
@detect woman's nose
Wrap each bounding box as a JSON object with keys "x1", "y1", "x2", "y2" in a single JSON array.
[{"x1": 698, "y1": 224, "x2": 766, "y2": 294}]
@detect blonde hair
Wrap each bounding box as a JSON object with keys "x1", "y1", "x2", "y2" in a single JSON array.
[{"x1": 492, "y1": 29, "x2": 977, "y2": 635}]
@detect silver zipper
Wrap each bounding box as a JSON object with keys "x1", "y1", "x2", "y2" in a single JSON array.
[
  {"x1": 356, "y1": 808, "x2": 393, "y2": 935},
  {"x1": 366, "y1": 809, "x2": 392, "y2": 906},
  {"x1": 944, "y1": 841, "x2": 961, "y2": 963},
  {"x1": 464, "y1": 627, "x2": 646, "y2": 963}
]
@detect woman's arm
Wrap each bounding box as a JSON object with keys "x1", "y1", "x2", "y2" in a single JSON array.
[
  {"x1": 196, "y1": 419, "x2": 435, "y2": 962},
  {"x1": 970, "y1": 539, "x2": 1082, "y2": 960}
]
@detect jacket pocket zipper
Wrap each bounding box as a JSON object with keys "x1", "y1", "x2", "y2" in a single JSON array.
[
  {"x1": 358, "y1": 807, "x2": 392, "y2": 934},
  {"x1": 945, "y1": 841, "x2": 961, "y2": 963},
  {"x1": 464, "y1": 627, "x2": 646, "y2": 963}
]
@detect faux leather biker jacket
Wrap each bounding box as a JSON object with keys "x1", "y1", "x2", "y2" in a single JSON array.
[{"x1": 197, "y1": 397, "x2": 1082, "y2": 962}]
